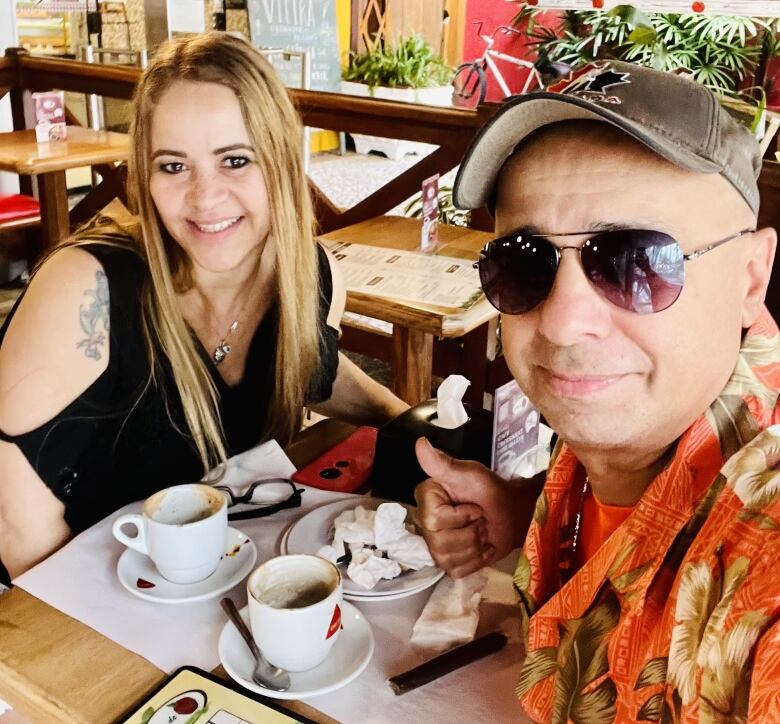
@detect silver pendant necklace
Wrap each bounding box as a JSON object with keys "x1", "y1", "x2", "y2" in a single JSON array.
[{"x1": 213, "y1": 319, "x2": 240, "y2": 366}]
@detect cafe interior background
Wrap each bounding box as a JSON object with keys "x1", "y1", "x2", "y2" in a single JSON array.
[
  {"x1": 5, "y1": 0, "x2": 780, "y2": 392},
  {"x1": 5, "y1": 1, "x2": 780, "y2": 721}
]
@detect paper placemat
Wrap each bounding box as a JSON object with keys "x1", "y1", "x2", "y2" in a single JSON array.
[{"x1": 15, "y1": 440, "x2": 530, "y2": 723}]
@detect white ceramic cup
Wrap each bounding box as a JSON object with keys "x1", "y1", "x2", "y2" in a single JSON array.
[
  {"x1": 247, "y1": 554, "x2": 343, "y2": 672},
  {"x1": 112, "y1": 483, "x2": 228, "y2": 584}
]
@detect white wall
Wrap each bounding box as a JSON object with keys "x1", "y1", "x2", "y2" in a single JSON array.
[{"x1": 0, "y1": 0, "x2": 19, "y2": 194}]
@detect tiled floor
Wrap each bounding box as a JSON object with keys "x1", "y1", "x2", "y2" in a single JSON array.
[{"x1": 308, "y1": 147, "x2": 457, "y2": 213}]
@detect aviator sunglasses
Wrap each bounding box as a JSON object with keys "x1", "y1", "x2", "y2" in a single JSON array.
[{"x1": 476, "y1": 227, "x2": 755, "y2": 315}]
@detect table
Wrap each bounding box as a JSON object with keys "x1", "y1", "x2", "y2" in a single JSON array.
[
  {"x1": 318, "y1": 216, "x2": 498, "y2": 407},
  {"x1": 0, "y1": 127, "x2": 129, "y2": 252},
  {"x1": 0, "y1": 420, "x2": 529, "y2": 724}
]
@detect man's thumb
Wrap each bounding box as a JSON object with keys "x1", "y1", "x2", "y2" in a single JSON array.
[{"x1": 415, "y1": 436, "x2": 474, "y2": 492}]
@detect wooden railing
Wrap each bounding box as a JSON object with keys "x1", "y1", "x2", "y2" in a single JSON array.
[
  {"x1": 6, "y1": 46, "x2": 780, "y2": 320},
  {"x1": 1, "y1": 47, "x2": 497, "y2": 235}
]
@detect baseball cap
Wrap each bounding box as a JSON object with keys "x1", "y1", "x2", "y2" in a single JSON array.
[{"x1": 453, "y1": 60, "x2": 762, "y2": 215}]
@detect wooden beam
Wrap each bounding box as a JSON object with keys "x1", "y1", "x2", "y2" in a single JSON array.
[{"x1": 14, "y1": 53, "x2": 139, "y2": 100}]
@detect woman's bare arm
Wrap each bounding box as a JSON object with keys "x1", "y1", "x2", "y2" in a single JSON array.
[{"x1": 0, "y1": 248, "x2": 110, "y2": 577}]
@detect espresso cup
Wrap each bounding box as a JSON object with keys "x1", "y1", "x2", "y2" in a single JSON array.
[
  {"x1": 112, "y1": 483, "x2": 228, "y2": 584},
  {"x1": 247, "y1": 554, "x2": 342, "y2": 672}
]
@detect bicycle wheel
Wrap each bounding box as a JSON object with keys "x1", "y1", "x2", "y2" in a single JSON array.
[{"x1": 452, "y1": 62, "x2": 487, "y2": 109}]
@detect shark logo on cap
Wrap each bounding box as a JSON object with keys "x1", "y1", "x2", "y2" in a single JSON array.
[{"x1": 548, "y1": 61, "x2": 631, "y2": 105}]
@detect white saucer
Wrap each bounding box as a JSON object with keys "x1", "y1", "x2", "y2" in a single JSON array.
[
  {"x1": 219, "y1": 602, "x2": 374, "y2": 700},
  {"x1": 282, "y1": 498, "x2": 444, "y2": 600},
  {"x1": 117, "y1": 527, "x2": 257, "y2": 604}
]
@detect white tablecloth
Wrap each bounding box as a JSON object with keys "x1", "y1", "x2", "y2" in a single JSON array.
[{"x1": 15, "y1": 443, "x2": 529, "y2": 724}]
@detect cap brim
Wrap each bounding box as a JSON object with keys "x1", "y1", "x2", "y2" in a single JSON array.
[{"x1": 453, "y1": 92, "x2": 722, "y2": 210}]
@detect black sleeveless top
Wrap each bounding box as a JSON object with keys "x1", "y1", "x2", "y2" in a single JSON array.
[{"x1": 0, "y1": 243, "x2": 339, "y2": 537}]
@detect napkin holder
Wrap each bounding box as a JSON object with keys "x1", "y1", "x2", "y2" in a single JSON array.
[{"x1": 371, "y1": 399, "x2": 493, "y2": 505}]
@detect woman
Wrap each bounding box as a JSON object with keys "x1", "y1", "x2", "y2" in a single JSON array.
[{"x1": 0, "y1": 33, "x2": 407, "y2": 581}]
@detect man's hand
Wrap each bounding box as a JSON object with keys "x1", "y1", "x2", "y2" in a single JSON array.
[{"x1": 414, "y1": 437, "x2": 523, "y2": 578}]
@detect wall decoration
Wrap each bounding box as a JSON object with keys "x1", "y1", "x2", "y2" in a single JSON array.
[
  {"x1": 247, "y1": 0, "x2": 341, "y2": 91},
  {"x1": 518, "y1": 1, "x2": 780, "y2": 17}
]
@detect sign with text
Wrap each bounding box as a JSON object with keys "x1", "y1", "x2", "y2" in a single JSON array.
[
  {"x1": 420, "y1": 174, "x2": 440, "y2": 253},
  {"x1": 247, "y1": 0, "x2": 341, "y2": 91},
  {"x1": 491, "y1": 380, "x2": 541, "y2": 481}
]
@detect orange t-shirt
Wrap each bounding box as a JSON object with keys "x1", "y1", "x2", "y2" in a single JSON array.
[{"x1": 574, "y1": 488, "x2": 634, "y2": 571}]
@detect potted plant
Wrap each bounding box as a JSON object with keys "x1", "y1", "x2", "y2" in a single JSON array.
[
  {"x1": 341, "y1": 35, "x2": 454, "y2": 159},
  {"x1": 516, "y1": 5, "x2": 780, "y2": 105}
]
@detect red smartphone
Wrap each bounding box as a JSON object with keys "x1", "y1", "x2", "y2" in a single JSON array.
[{"x1": 292, "y1": 426, "x2": 378, "y2": 493}]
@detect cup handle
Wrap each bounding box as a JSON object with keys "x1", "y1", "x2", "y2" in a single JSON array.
[{"x1": 112, "y1": 514, "x2": 148, "y2": 555}]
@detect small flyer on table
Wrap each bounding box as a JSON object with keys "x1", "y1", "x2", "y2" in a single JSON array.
[
  {"x1": 323, "y1": 240, "x2": 483, "y2": 310},
  {"x1": 420, "y1": 173, "x2": 440, "y2": 253},
  {"x1": 491, "y1": 380, "x2": 541, "y2": 480},
  {"x1": 32, "y1": 91, "x2": 67, "y2": 142}
]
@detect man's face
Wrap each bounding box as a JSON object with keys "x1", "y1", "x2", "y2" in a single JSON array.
[{"x1": 495, "y1": 122, "x2": 760, "y2": 456}]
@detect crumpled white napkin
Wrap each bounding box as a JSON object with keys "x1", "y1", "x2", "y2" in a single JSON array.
[
  {"x1": 347, "y1": 548, "x2": 401, "y2": 589},
  {"x1": 317, "y1": 502, "x2": 435, "y2": 590},
  {"x1": 332, "y1": 506, "x2": 375, "y2": 557},
  {"x1": 410, "y1": 571, "x2": 488, "y2": 651}
]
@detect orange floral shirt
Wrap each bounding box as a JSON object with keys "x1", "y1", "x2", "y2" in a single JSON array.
[{"x1": 514, "y1": 309, "x2": 780, "y2": 723}]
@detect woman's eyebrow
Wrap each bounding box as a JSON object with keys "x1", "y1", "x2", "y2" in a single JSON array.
[
  {"x1": 150, "y1": 144, "x2": 253, "y2": 161},
  {"x1": 151, "y1": 149, "x2": 185, "y2": 161},
  {"x1": 212, "y1": 144, "x2": 254, "y2": 154}
]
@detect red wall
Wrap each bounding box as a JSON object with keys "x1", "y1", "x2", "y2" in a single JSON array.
[{"x1": 462, "y1": 0, "x2": 557, "y2": 102}]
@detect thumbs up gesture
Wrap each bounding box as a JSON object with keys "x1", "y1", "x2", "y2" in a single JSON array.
[{"x1": 414, "y1": 437, "x2": 526, "y2": 578}]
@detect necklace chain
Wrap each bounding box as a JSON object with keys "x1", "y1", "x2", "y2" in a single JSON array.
[
  {"x1": 570, "y1": 476, "x2": 590, "y2": 559},
  {"x1": 561, "y1": 475, "x2": 590, "y2": 583},
  {"x1": 213, "y1": 318, "x2": 240, "y2": 366},
  {"x1": 211, "y1": 282, "x2": 255, "y2": 367}
]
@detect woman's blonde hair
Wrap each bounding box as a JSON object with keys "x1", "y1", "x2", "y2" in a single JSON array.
[{"x1": 67, "y1": 32, "x2": 321, "y2": 473}]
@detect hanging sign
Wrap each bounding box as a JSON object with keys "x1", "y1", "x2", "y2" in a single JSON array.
[{"x1": 246, "y1": 0, "x2": 341, "y2": 91}]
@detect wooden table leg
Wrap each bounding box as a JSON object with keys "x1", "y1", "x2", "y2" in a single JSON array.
[
  {"x1": 391, "y1": 326, "x2": 434, "y2": 405},
  {"x1": 37, "y1": 171, "x2": 69, "y2": 251},
  {"x1": 461, "y1": 322, "x2": 491, "y2": 409}
]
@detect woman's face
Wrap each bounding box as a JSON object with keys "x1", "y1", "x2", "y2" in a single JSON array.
[{"x1": 148, "y1": 80, "x2": 271, "y2": 279}]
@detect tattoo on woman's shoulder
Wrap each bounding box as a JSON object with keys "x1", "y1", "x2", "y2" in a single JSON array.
[{"x1": 76, "y1": 270, "x2": 110, "y2": 360}]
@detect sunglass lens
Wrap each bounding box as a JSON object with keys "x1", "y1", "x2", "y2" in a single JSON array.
[
  {"x1": 581, "y1": 230, "x2": 684, "y2": 314},
  {"x1": 479, "y1": 236, "x2": 558, "y2": 314}
]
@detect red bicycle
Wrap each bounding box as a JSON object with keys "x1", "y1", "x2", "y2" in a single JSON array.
[{"x1": 452, "y1": 23, "x2": 542, "y2": 109}]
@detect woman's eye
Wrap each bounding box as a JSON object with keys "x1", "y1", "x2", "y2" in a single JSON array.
[
  {"x1": 223, "y1": 156, "x2": 250, "y2": 169},
  {"x1": 159, "y1": 162, "x2": 185, "y2": 174}
]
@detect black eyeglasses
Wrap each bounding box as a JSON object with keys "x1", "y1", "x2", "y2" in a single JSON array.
[
  {"x1": 475, "y1": 227, "x2": 755, "y2": 315},
  {"x1": 213, "y1": 478, "x2": 303, "y2": 521}
]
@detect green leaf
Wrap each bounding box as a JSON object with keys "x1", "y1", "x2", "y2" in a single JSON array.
[
  {"x1": 608, "y1": 4, "x2": 654, "y2": 30},
  {"x1": 516, "y1": 647, "x2": 559, "y2": 696},
  {"x1": 637, "y1": 693, "x2": 666, "y2": 721},
  {"x1": 611, "y1": 560, "x2": 652, "y2": 593},
  {"x1": 185, "y1": 707, "x2": 209, "y2": 724},
  {"x1": 140, "y1": 707, "x2": 155, "y2": 724},
  {"x1": 635, "y1": 657, "x2": 668, "y2": 690},
  {"x1": 629, "y1": 27, "x2": 658, "y2": 45},
  {"x1": 551, "y1": 593, "x2": 621, "y2": 723},
  {"x1": 533, "y1": 490, "x2": 548, "y2": 527}
]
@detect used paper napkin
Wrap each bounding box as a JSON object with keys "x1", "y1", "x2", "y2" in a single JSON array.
[
  {"x1": 410, "y1": 571, "x2": 488, "y2": 651},
  {"x1": 432, "y1": 374, "x2": 470, "y2": 429},
  {"x1": 317, "y1": 502, "x2": 434, "y2": 590}
]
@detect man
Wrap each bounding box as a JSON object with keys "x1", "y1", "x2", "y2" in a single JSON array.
[{"x1": 416, "y1": 60, "x2": 780, "y2": 721}]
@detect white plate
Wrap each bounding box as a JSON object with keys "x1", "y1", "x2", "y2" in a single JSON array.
[
  {"x1": 219, "y1": 602, "x2": 373, "y2": 700},
  {"x1": 284, "y1": 498, "x2": 444, "y2": 599},
  {"x1": 279, "y1": 525, "x2": 439, "y2": 602},
  {"x1": 117, "y1": 527, "x2": 257, "y2": 604}
]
